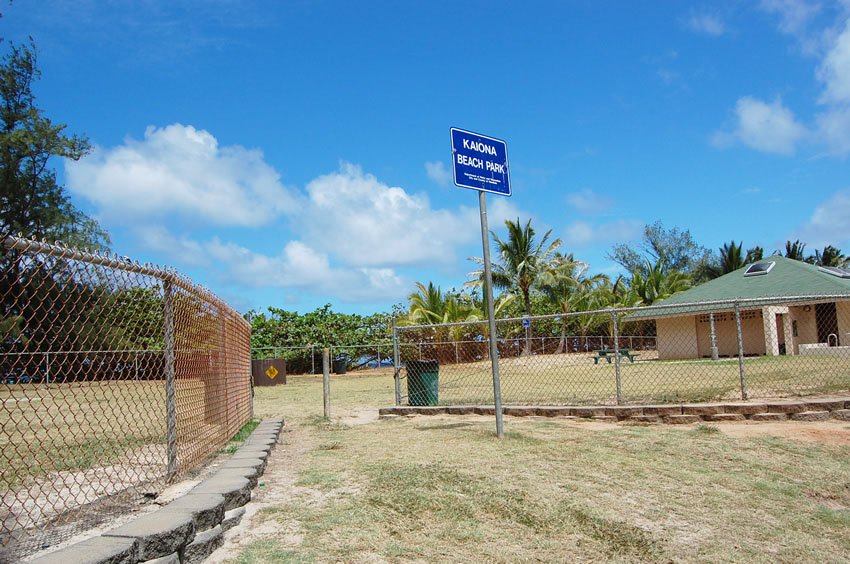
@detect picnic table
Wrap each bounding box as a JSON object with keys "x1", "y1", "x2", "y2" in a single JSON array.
[{"x1": 592, "y1": 348, "x2": 639, "y2": 364}]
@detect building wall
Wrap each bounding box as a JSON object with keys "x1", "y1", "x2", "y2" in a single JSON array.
[
  {"x1": 696, "y1": 312, "x2": 736, "y2": 357},
  {"x1": 789, "y1": 305, "x2": 817, "y2": 353},
  {"x1": 659, "y1": 312, "x2": 765, "y2": 359},
  {"x1": 656, "y1": 316, "x2": 698, "y2": 359},
  {"x1": 837, "y1": 301, "x2": 850, "y2": 346},
  {"x1": 655, "y1": 299, "x2": 850, "y2": 360},
  {"x1": 762, "y1": 305, "x2": 790, "y2": 356}
]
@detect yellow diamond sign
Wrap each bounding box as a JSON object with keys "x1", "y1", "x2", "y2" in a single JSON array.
[{"x1": 265, "y1": 365, "x2": 279, "y2": 380}]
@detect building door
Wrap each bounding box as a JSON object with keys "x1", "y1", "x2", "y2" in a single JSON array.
[{"x1": 815, "y1": 302, "x2": 839, "y2": 345}]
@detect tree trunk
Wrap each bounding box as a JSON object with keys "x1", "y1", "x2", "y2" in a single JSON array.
[
  {"x1": 556, "y1": 320, "x2": 566, "y2": 354},
  {"x1": 522, "y1": 292, "x2": 532, "y2": 356}
]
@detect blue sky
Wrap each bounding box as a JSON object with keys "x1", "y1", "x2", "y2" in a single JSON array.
[{"x1": 6, "y1": 1, "x2": 850, "y2": 314}]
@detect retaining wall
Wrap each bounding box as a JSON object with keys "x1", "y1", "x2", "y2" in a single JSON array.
[
  {"x1": 27, "y1": 418, "x2": 283, "y2": 564},
  {"x1": 379, "y1": 397, "x2": 850, "y2": 425}
]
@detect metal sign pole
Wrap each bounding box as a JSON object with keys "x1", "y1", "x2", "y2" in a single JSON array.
[{"x1": 478, "y1": 191, "x2": 504, "y2": 438}]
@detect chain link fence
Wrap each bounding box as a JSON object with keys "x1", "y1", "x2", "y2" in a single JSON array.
[
  {"x1": 0, "y1": 235, "x2": 252, "y2": 559},
  {"x1": 252, "y1": 343, "x2": 394, "y2": 374},
  {"x1": 394, "y1": 295, "x2": 850, "y2": 407}
]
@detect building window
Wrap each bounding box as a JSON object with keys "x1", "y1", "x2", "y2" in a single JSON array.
[
  {"x1": 697, "y1": 313, "x2": 729, "y2": 323},
  {"x1": 744, "y1": 261, "x2": 775, "y2": 277}
]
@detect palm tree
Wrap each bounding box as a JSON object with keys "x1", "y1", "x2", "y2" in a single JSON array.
[
  {"x1": 406, "y1": 282, "x2": 447, "y2": 325},
  {"x1": 566, "y1": 283, "x2": 612, "y2": 351},
  {"x1": 628, "y1": 259, "x2": 691, "y2": 306},
  {"x1": 811, "y1": 245, "x2": 849, "y2": 267},
  {"x1": 745, "y1": 245, "x2": 764, "y2": 264},
  {"x1": 540, "y1": 253, "x2": 608, "y2": 353},
  {"x1": 468, "y1": 218, "x2": 564, "y2": 355},
  {"x1": 707, "y1": 240, "x2": 750, "y2": 279},
  {"x1": 782, "y1": 240, "x2": 807, "y2": 261}
]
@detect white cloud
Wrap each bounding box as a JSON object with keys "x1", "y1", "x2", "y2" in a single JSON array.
[
  {"x1": 761, "y1": 0, "x2": 819, "y2": 34},
  {"x1": 793, "y1": 189, "x2": 850, "y2": 247},
  {"x1": 134, "y1": 225, "x2": 209, "y2": 267},
  {"x1": 713, "y1": 97, "x2": 807, "y2": 154},
  {"x1": 564, "y1": 220, "x2": 642, "y2": 248},
  {"x1": 298, "y1": 163, "x2": 478, "y2": 267},
  {"x1": 565, "y1": 188, "x2": 613, "y2": 214},
  {"x1": 817, "y1": 19, "x2": 850, "y2": 104},
  {"x1": 65, "y1": 124, "x2": 297, "y2": 226},
  {"x1": 142, "y1": 228, "x2": 410, "y2": 302},
  {"x1": 424, "y1": 160, "x2": 451, "y2": 186},
  {"x1": 485, "y1": 197, "x2": 525, "y2": 230},
  {"x1": 68, "y1": 124, "x2": 530, "y2": 303},
  {"x1": 815, "y1": 105, "x2": 850, "y2": 155},
  {"x1": 209, "y1": 239, "x2": 409, "y2": 302},
  {"x1": 686, "y1": 14, "x2": 727, "y2": 36}
]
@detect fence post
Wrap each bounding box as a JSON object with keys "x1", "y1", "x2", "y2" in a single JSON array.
[
  {"x1": 734, "y1": 301, "x2": 748, "y2": 400},
  {"x1": 164, "y1": 279, "x2": 177, "y2": 480},
  {"x1": 612, "y1": 311, "x2": 622, "y2": 405},
  {"x1": 392, "y1": 317, "x2": 401, "y2": 406},
  {"x1": 709, "y1": 312, "x2": 719, "y2": 360},
  {"x1": 311, "y1": 345, "x2": 315, "y2": 374},
  {"x1": 44, "y1": 352, "x2": 50, "y2": 385},
  {"x1": 322, "y1": 347, "x2": 330, "y2": 418}
]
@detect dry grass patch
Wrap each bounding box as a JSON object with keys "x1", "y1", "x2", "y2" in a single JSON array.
[
  {"x1": 408, "y1": 353, "x2": 850, "y2": 405},
  {"x1": 240, "y1": 375, "x2": 850, "y2": 562}
]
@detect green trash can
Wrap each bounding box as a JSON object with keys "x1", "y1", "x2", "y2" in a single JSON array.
[
  {"x1": 407, "y1": 359, "x2": 439, "y2": 406},
  {"x1": 333, "y1": 358, "x2": 347, "y2": 374}
]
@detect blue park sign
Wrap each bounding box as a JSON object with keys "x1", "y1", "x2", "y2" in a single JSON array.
[{"x1": 450, "y1": 128, "x2": 511, "y2": 197}]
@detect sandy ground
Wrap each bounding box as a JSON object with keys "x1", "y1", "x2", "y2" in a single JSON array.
[
  {"x1": 206, "y1": 407, "x2": 379, "y2": 563},
  {"x1": 205, "y1": 425, "x2": 311, "y2": 563}
]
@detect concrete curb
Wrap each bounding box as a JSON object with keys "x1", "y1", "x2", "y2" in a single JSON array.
[
  {"x1": 221, "y1": 507, "x2": 246, "y2": 532},
  {"x1": 28, "y1": 418, "x2": 283, "y2": 564},
  {"x1": 159, "y1": 493, "x2": 225, "y2": 532},
  {"x1": 378, "y1": 397, "x2": 850, "y2": 424},
  {"x1": 191, "y1": 476, "x2": 251, "y2": 511},
  {"x1": 102, "y1": 510, "x2": 194, "y2": 561},
  {"x1": 28, "y1": 535, "x2": 139, "y2": 564},
  {"x1": 182, "y1": 525, "x2": 223, "y2": 564}
]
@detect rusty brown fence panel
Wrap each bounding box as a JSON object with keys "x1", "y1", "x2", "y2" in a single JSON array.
[{"x1": 0, "y1": 234, "x2": 252, "y2": 560}]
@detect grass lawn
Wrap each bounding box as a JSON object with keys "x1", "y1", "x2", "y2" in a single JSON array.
[
  {"x1": 421, "y1": 353, "x2": 850, "y2": 405},
  {"x1": 239, "y1": 372, "x2": 850, "y2": 563},
  {"x1": 0, "y1": 378, "x2": 236, "y2": 490}
]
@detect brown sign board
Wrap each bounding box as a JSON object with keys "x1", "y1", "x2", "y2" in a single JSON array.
[{"x1": 252, "y1": 359, "x2": 287, "y2": 386}]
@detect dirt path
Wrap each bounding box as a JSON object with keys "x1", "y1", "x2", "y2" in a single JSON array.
[
  {"x1": 205, "y1": 423, "x2": 313, "y2": 563},
  {"x1": 712, "y1": 419, "x2": 850, "y2": 446},
  {"x1": 207, "y1": 404, "x2": 377, "y2": 563}
]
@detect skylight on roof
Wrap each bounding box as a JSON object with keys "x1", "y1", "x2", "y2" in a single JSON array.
[
  {"x1": 817, "y1": 265, "x2": 850, "y2": 279},
  {"x1": 744, "y1": 261, "x2": 775, "y2": 277}
]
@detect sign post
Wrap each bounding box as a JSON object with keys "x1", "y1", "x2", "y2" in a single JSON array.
[{"x1": 450, "y1": 127, "x2": 510, "y2": 438}]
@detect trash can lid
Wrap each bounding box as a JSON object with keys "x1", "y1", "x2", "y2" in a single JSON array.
[{"x1": 407, "y1": 359, "x2": 439, "y2": 370}]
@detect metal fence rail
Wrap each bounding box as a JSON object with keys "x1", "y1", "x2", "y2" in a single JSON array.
[
  {"x1": 0, "y1": 234, "x2": 252, "y2": 559},
  {"x1": 394, "y1": 295, "x2": 850, "y2": 407},
  {"x1": 251, "y1": 342, "x2": 395, "y2": 374}
]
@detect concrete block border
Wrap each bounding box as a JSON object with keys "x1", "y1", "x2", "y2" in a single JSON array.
[
  {"x1": 29, "y1": 418, "x2": 283, "y2": 564},
  {"x1": 378, "y1": 397, "x2": 850, "y2": 424}
]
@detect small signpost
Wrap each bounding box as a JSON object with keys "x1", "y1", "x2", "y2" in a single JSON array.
[
  {"x1": 450, "y1": 127, "x2": 510, "y2": 438},
  {"x1": 522, "y1": 317, "x2": 531, "y2": 329}
]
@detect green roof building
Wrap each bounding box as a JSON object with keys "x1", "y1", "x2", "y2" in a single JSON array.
[{"x1": 633, "y1": 256, "x2": 850, "y2": 360}]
